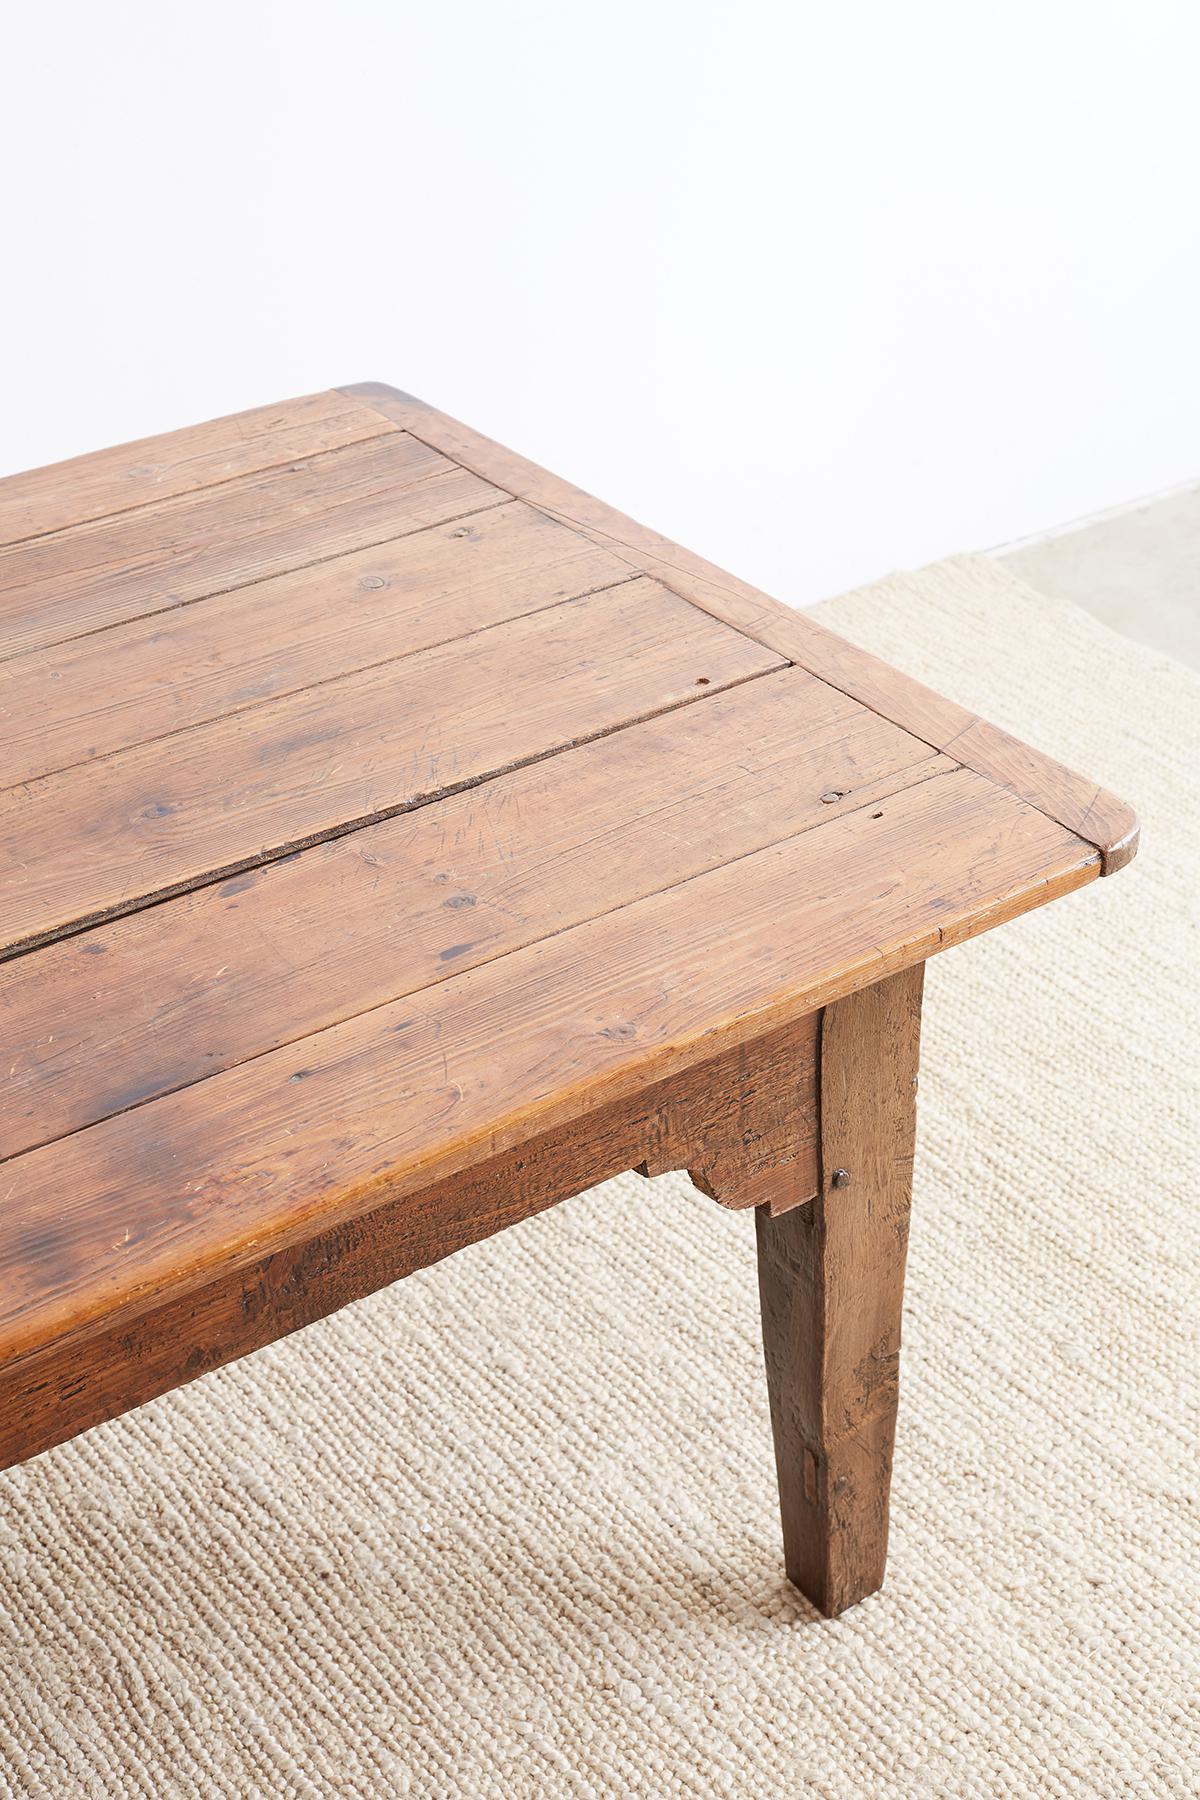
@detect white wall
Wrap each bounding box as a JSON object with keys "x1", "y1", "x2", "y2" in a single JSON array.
[{"x1": 2, "y1": 0, "x2": 1198, "y2": 605}]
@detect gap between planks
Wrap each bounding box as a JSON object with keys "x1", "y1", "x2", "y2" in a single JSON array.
[
  {"x1": 0, "y1": 565, "x2": 647, "y2": 792},
  {"x1": 0, "y1": 391, "x2": 404, "y2": 548},
  {"x1": 0, "y1": 488, "x2": 512, "y2": 666},
  {"x1": 0, "y1": 432, "x2": 503, "y2": 662},
  {"x1": 2, "y1": 757, "x2": 956, "y2": 1163},
  {"x1": 1, "y1": 663, "x2": 941, "y2": 1155},
  {"x1": 0, "y1": 649, "x2": 787, "y2": 965},
  {"x1": 0, "y1": 420, "x2": 407, "y2": 553}
]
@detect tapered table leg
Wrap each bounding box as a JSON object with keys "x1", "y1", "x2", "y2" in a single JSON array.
[{"x1": 755, "y1": 964, "x2": 924, "y2": 1616}]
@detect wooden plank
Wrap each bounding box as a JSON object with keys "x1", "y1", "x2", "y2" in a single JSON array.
[
  {"x1": 0, "y1": 1017, "x2": 821, "y2": 1470},
  {"x1": 0, "y1": 500, "x2": 629, "y2": 786},
  {"x1": 638, "y1": 1015, "x2": 821, "y2": 1214},
  {"x1": 0, "y1": 390, "x2": 398, "y2": 547},
  {"x1": 0, "y1": 431, "x2": 501, "y2": 658},
  {"x1": 0, "y1": 579, "x2": 783, "y2": 957},
  {"x1": 342, "y1": 383, "x2": 1140, "y2": 874},
  {"x1": 2, "y1": 669, "x2": 949, "y2": 1157},
  {"x1": 757, "y1": 964, "x2": 923, "y2": 1616},
  {"x1": 0, "y1": 767, "x2": 1098, "y2": 1369}
]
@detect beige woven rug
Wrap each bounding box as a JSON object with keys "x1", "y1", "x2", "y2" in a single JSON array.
[{"x1": 1, "y1": 557, "x2": 1196, "y2": 1799}]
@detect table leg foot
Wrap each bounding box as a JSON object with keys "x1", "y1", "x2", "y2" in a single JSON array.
[{"x1": 755, "y1": 964, "x2": 924, "y2": 1617}]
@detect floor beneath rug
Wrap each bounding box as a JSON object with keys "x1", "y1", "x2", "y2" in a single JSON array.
[{"x1": 994, "y1": 479, "x2": 1200, "y2": 669}]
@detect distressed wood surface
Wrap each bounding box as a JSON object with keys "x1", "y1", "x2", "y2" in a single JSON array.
[
  {"x1": 0, "y1": 390, "x2": 397, "y2": 547},
  {"x1": 0, "y1": 578, "x2": 781, "y2": 956},
  {"x1": 757, "y1": 963, "x2": 924, "y2": 1616},
  {"x1": 1, "y1": 1016, "x2": 819, "y2": 1468},
  {"x1": 0, "y1": 500, "x2": 629, "y2": 786},
  {"x1": 638, "y1": 1015, "x2": 821, "y2": 1215},
  {"x1": 0, "y1": 431, "x2": 500, "y2": 657},
  {"x1": 344, "y1": 383, "x2": 1140, "y2": 873},
  {"x1": 0, "y1": 767, "x2": 1095, "y2": 1369},
  {"x1": 0, "y1": 385, "x2": 1136, "y2": 1549},
  {"x1": 2, "y1": 670, "x2": 946, "y2": 1158}
]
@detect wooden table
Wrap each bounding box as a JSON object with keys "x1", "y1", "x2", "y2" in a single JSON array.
[{"x1": 0, "y1": 385, "x2": 1137, "y2": 1617}]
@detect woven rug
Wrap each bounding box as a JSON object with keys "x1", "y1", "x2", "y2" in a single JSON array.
[{"x1": 1, "y1": 556, "x2": 1196, "y2": 1799}]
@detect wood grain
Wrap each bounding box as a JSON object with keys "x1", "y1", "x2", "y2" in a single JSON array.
[
  {"x1": 343, "y1": 383, "x2": 1140, "y2": 873},
  {"x1": 0, "y1": 578, "x2": 783, "y2": 956},
  {"x1": 2, "y1": 671, "x2": 947, "y2": 1158},
  {"x1": 756, "y1": 963, "x2": 924, "y2": 1615},
  {"x1": 0, "y1": 431, "x2": 501, "y2": 657},
  {"x1": 638, "y1": 1015, "x2": 821, "y2": 1214},
  {"x1": 0, "y1": 767, "x2": 1096, "y2": 1371},
  {"x1": 0, "y1": 1016, "x2": 819, "y2": 1469},
  {"x1": 0, "y1": 500, "x2": 629, "y2": 786},
  {"x1": 0, "y1": 390, "x2": 397, "y2": 547}
]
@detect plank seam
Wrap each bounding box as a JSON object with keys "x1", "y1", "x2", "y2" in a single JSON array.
[
  {"x1": 1, "y1": 756, "x2": 958, "y2": 1163},
  {"x1": 0, "y1": 484, "x2": 513, "y2": 666},
  {"x1": 0, "y1": 568, "x2": 649, "y2": 791},
  {"x1": 0, "y1": 655, "x2": 786, "y2": 966},
  {"x1": 0, "y1": 420, "x2": 403, "y2": 552}
]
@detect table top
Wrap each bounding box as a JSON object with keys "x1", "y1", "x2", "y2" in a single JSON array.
[{"x1": 0, "y1": 384, "x2": 1137, "y2": 1367}]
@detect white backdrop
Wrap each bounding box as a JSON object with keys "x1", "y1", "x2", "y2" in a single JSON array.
[{"x1": 2, "y1": 1, "x2": 1198, "y2": 605}]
